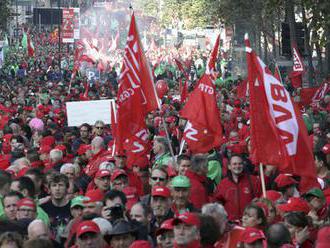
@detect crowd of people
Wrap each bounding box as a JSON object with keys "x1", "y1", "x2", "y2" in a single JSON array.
[{"x1": 0, "y1": 22, "x2": 330, "y2": 248}]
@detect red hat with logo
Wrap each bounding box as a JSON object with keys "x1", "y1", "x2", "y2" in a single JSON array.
[
  {"x1": 274, "y1": 174, "x2": 298, "y2": 188},
  {"x1": 156, "y1": 218, "x2": 174, "y2": 236},
  {"x1": 316, "y1": 226, "x2": 330, "y2": 248},
  {"x1": 277, "y1": 197, "x2": 310, "y2": 214},
  {"x1": 172, "y1": 212, "x2": 200, "y2": 227},
  {"x1": 239, "y1": 227, "x2": 266, "y2": 244},
  {"x1": 95, "y1": 169, "x2": 111, "y2": 179},
  {"x1": 111, "y1": 169, "x2": 128, "y2": 182},
  {"x1": 84, "y1": 189, "x2": 104, "y2": 203},
  {"x1": 17, "y1": 198, "x2": 36, "y2": 210},
  {"x1": 76, "y1": 220, "x2": 100, "y2": 238},
  {"x1": 122, "y1": 186, "x2": 139, "y2": 210},
  {"x1": 152, "y1": 186, "x2": 171, "y2": 198}
]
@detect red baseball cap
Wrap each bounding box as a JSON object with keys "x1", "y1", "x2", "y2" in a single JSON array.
[
  {"x1": 76, "y1": 220, "x2": 100, "y2": 238},
  {"x1": 55, "y1": 144, "x2": 66, "y2": 152},
  {"x1": 77, "y1": 144, "x2": 91, "y2": 155},
  {"x1": 129, "y1": 240, "x2": 152, "y2": 248},
  {"x1": 111, "y1": 169, "x2": 128, "y2": 182},
  {"x1": 277, "y1": 197, "x2": 310, "y2": 214},
  {"x1": 17, "y1": 198, "x2": 36, "y2": 210},
  {"x1": 122, "y1": 186, "x2": 139, "y2": 210},
  {"x1": 40, "y1": 136, "x2": 55, "y2": 147},
  {"x1": 84, "y1": 189, "x2": 104, "y2": 203},
  {"x1": 274, "y1": 174, "x2": 298, "y2": 188},
  {"x1": 239, "y1": 227, "x2": 265, "y2": 244},
  {"x1": 156, "y1": 218, "x2": 174, "y2": 236},
  {"x1": 172, "y1": 212, "x2": 200, "y2": 227},
  {"x1": 95, "y1": 169, "x2": 111, "y2": 179},
  {"x1": 316, "y1": 226, "x2": 330, "y2": 248},
  {"x1": 151, "y1": 186, "x2": 171, "y2": 198},
  {"x1": 322, "y1": 144, "x2": 330, "y2": 155},
  {"x1": 266, "y1": 190, "x2": 282, "y2": 202}
]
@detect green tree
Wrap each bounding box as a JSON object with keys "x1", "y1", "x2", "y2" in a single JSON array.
[{"x1": 0, "y1": 0, "x2": 12, "y2": 32}]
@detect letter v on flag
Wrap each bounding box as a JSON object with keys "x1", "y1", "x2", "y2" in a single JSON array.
[{"x1": 245, "y1": 34, "x2": 318, "y2": 192}]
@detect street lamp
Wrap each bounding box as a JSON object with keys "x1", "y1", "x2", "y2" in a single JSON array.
[{"x1": 58, "y1": 0, "x2": 61, "y2": 71}]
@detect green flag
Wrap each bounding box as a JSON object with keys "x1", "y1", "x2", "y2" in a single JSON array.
[{"x1": 21, "y1": 32, "x2": 27, "y2": 50}]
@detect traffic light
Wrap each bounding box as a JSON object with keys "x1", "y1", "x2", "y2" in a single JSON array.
[{"x1": 281, "y1": 22, "x2": 305, "y2": 57}]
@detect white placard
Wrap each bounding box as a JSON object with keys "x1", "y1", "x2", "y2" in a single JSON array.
[{"x1": 66, "y1": 99, "x2": 115, "y2": 127}]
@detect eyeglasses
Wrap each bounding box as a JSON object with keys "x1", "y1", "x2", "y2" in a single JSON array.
[
  {"x1": 95, "y1": 126, "x2": 104, "y2": 129},
  {"x1": 151, "y1": 176, "x2": 166, "y2": 182}
]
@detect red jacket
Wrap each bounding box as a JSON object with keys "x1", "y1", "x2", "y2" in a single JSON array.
[
  {"x1": 185, "y1": 170, "x2": 208, "y2": 209},
  {"x1": 214, "y1": 173, "x2": 261, "y2": 221}
]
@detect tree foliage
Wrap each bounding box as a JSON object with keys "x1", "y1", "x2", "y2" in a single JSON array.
[{"x1": 0, "y1": 0, "x2": 12, "y2": 32}]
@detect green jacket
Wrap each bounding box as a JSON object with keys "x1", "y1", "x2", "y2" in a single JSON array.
[{"x1": 207, "y1": 151, "x2": 222, "y2": 185}]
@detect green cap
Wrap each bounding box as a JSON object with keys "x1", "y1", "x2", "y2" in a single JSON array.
[
  {"x1": 171, "y1": 176, "x2": 191, "y2": 188},
  {"x1": 70, "y1": 196, "x2": 86, "y2": 208},
  {"x1": 304, "y1": 188, "x2": 325, "y2": 201}
]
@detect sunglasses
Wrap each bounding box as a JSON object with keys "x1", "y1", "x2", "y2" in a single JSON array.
[
  {"x1": 151, "y1": 176, "x2": 166, "y2": 182},
  {"x1": 95, "y1": 126, "x2": 104, "y2": 129}
]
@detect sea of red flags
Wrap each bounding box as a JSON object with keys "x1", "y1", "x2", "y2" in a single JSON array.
[{"x1": 34, "y1": 11, "x2": 321, "y2": 192}]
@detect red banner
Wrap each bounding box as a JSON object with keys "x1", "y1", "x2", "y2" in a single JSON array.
[{"x1": 62, "y1": 8, "x2": 75, "y2": 43}]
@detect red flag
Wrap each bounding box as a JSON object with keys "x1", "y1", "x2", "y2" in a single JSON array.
[
  {"x1": 292, "y1": 43, "x2": 305, "y2": 72},
  {"x1": 236, "y1": 79, "x2": 248, "y2": 100},
  {"x1": 79, "y1": 55, "x2": 95, "y2": 64},
  {"x1": 27, "y1": 33, "x2": 35, "y2": 57},
  {"x1": 180, "y1": 35, "x2": 222, "y2": 153},
  {"x1": 174, "y1": 58, "x2": 189, "y2": 80},
  {"x1": 82, "y1": 82, "x2": 89, "y2": 100},
  {"x1": 180, "y1": 78, "x2": 188, "y2": 104},
  {"x1": 312, "y1": 82, "x2": 330, "y2": 103},
  {"x1": 116, "y1": 12, "x2": 159, "y2": 153},
  {"x1": 180, "y1": 74, "x2": 222, "y2": 153},
  {"x1": 206, "y1": 34, "x2": 220, "y2": 75},
  {"x1": 289, "y1": 43, "x2": 305, "y2": 88},
  {"x1": 245, "y1": 34, "x2": 317, "y2": 192},
  {"x1": 274, "y1": 64, "x2": 282, "y2": 83}
]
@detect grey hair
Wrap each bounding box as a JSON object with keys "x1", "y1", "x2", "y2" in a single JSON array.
[
  {"x1": 94, "y1": 120, "x2": 105, "y2": 126},
  {"x1": 49, "y1": 149, "x2": 63, "y2": 162},
  {"x1": 202, "y1": 203, "x2": 228, "y2": 219},
  {"x1": 60, "y1": 163, "x2": 80, "y2": 175}
]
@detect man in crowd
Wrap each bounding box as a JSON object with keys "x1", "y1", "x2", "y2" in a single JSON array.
[
  {"x1": 215, "y1": 154, "x2": 261, "y2": 221},
  {"x1": 40, "y1": 173, "x2": 71, "y2": 240},
  {"x1": 172, "y1": 212, "x2": 201, "y2": 247}
]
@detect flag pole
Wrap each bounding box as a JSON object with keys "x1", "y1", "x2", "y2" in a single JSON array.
[{"x1": 259, "y1": 163, "x2": 267, "y2": 198}]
